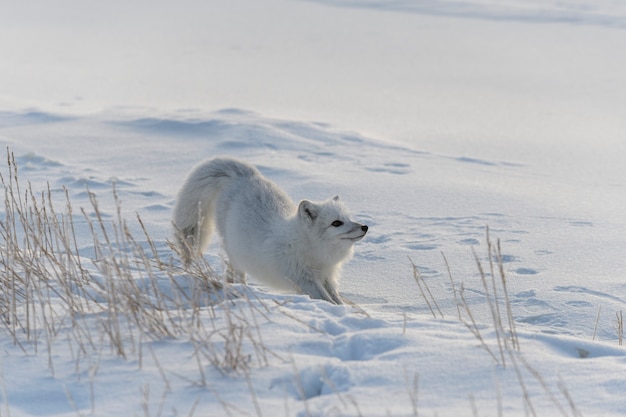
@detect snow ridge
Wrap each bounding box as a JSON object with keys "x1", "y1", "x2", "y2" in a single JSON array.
[{"x1": 307, "y1": 0, "x2": 626, "y2": 28}]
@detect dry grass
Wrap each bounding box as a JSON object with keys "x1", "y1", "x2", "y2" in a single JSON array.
[
  {"x1": 0, "y1": 150, "x2": 269, "y2": 381},
  {"x1": 414, "y1": 227, "x2": 585, "y2": 417},
  {"x1": 415, "y1": 227, "x2": 519, "y2": 367},
  {"x1": 617, "y1": 310, "x2": 624, "y2": 346}
]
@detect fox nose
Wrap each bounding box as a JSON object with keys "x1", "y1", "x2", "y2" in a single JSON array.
[{"x1": 361, "y1": 225, "x2": 368, "y2": 233}]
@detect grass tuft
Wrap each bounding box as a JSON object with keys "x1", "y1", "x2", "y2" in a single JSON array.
[{"x1": 0, "y1": 148, "x2": 269, "y2": 380}]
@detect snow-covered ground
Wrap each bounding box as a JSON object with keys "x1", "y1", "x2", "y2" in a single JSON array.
[{"x1": 1, "y1": 0, "x2": 626, "y2": 415}]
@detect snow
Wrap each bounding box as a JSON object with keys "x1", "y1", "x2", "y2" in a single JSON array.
[{"x1": 1, "y1": 0, "x2": 626, "y2": 415}]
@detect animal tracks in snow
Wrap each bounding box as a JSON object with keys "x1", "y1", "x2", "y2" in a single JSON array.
[
  {"x1": 15, "y1": 152, "x2": 64, "y2": 171},
  {"x1": 553, "y1": 285, "x2": 626, "y2": 305},
  {"x1": 270, "y1": 302, "x2": 409, "y2": 402},
  {"x1": 271, "y1": 363, "x2": 353, "y2": 401},
  {"x1": 364, "y1": 162, "x2": 412, "y2": 175}
]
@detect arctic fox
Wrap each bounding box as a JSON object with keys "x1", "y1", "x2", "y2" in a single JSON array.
[{"x1": 172, "y1": 157, "x2": 368, "y2": 304}]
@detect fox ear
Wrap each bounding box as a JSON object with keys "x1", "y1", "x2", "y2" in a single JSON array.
[
  {"x1": 332, "y1": 195, "x2": 340, "y2": 201},
  {"x1": 298, "y1": 200, "x2": 319, "y2": 223}
]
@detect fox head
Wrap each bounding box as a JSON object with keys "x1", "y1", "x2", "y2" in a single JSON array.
[{"x1": 297, "y1": 196, "x2": 368, "y2": 265}]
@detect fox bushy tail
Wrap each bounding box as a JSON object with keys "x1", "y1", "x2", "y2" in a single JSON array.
[{"x1": 172, "y1": 157, "x2": 258, "y2": 265}]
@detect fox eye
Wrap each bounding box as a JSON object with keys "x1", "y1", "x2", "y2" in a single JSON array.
[{"x1": 331, "y1": 220, "x2": 344, "y2": 227}]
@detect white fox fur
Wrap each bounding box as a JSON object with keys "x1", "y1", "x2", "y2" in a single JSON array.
[{"x1": 172, "y1": 157, "x2": 368, "y2": 304}]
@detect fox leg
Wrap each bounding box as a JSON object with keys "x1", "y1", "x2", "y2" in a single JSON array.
[
  {"x1": 297, "y1": 278, "x2": 343, "y2": 305},
  {"x1": 225, "y1": 262, "x2": 247, "y2": 284}
]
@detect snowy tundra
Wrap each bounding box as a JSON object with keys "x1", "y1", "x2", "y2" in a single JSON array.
[{"x1": 1, "y1": 0, "x2": 626, "y2": 416}]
